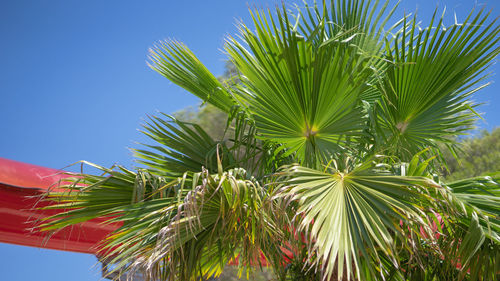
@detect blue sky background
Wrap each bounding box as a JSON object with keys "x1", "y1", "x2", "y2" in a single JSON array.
[{"x1": 0, "y1": 0, "x2": 498, "y2": 280}]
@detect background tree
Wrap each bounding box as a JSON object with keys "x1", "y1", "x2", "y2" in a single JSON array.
[
  {"x1": 173, "y1": 61, "x2": 236, "y2": 141},
  {"x1": 174, "y1": 103, "x2": 228, "y2": 141},
  {"x1": 443, "y1": 127, "x2": 500, "y2": 180}
]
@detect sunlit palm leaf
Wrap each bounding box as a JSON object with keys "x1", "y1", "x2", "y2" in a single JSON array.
[
  {"x1": 133, "y1": 114, "x2": 232, "y2": 178},
  {"x1": 132, "y1": 168, "x2": 279, "y2": 280},
  {"x1": 297, "y1": 0, "x2": 403, "y2": 103},
  {"x1": 276, "y1": 161, "x2": 439, "y2": 280},
  {"x1": 149, "y1": 40, "x2": 236, "y2": 112},
  {"x1": 37, "y1": 162, "x2": 187, "y2": 280},
  {"x1": 39, "y1": 162, "x2": 279, "y2": 281},
  {"x1": 226, "y1": 107, "x2": 296, "y2": 177},
  {"x1": 402, "y1": 174, "x2": 500, "y2": 280},
  {"x1": 376, "y1": 9, "x2": 500, "y2": 160},
  {"x1": 448, "y1": 173, "x2": 500, "y2": 243},
  {"x1": 226, "y1": 4, "x2": 376, "y2": 167},
  {"x1": 447, "y1": 174, "x2": 500, "y2": 280},
  {"x1": 38, "y1": 162, "x2": 173, "y2": 230}
]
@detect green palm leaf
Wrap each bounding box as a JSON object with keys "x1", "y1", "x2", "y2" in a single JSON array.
[
  {"x1": 448, "y1": 173, "x2": 500, "y2": 245},
  {"x1": 276, "y1": 161, "x2": 439, "y2": 280},
  {"x1": 142, "y1": 168, "x2": 278, "y2": 280},
  {"x1": 226, "y1": 4, "x2": 378, "y2": 167},
  {"x1": 376, "y1": 9, "x2": 500, "y2": 160},
  {"x1": 149, "y1": 40, "x2": 236, "y2": 112},
  {"x1": 133, "y1": 113, "x2": 229, "y2": 178},
  {"x1": 297, "y1": 0, "x2": 403, "y2": 103},
  {"x1": 409, "y1": 174, "x2": 500, "y2": 280},
  {"x1": 39, "y1": 162, "x2": 279, "y2": 281}
]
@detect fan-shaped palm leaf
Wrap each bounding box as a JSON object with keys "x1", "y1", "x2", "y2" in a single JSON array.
[
  {"x1": 376, "y1": 9, "x2": 500, "y2": 160},
  {"x1": 227, "y1": 6, "x2": 377, "y2": 167},
  {"x1": 149, "y1": 40, "x2": 236, "y2": 112},
  {"x1": 275, "y1": 161, "x2": 440, "y2": 280}
]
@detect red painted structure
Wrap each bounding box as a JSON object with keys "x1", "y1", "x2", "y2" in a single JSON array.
[{"x1": 0, "y1": 157, "x2": 115, "y2": 254}]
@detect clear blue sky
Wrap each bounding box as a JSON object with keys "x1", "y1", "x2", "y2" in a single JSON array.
[{"x1": 0, "y1": 0, "x2": 498, "y2": 280}]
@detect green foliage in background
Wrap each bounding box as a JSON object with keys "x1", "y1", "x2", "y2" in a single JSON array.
[
  {"x1": 38, "y1": 1, "x2": 500, "y2": 280},
  {"x1": 174, "y1": 103, "x2": 227, "y2": 141},
  {"x1": 443, "y1": 127, "x2": 500, "y2": 181}
]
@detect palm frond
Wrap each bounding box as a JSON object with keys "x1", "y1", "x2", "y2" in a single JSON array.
[
  {"x1": 447, "y1": 173, "x2": 500, "y2": 244},
  {"x1": 275, "y1": 161, "x2": 440, "y2": 280},
  {"x1": 226, "y1": 107, "x2": 295, "y2": 177},
  {"x1": 39, "y1": 162, "x2": 280, "y2": 281},
  {"x1": 140, "y1": 167, "x2": 279, "y2": 280},
  {"x1": 297, "y1": 0, "x2": 404, "y2": 103},
  {"x1": 37, "y1": 162, "x2": 185, "y2": 280},
  {"x1": 226, "y1": 4, "x2": 380, "y2": 167},
  {"x1": 376, "y1": 9, "x2": 500, "y2": 160},
  {"x1": 403, "y1": 173, "x2": 500, "y2": 280},
  {"x1": 149, "y1": 40, "x2": 236, "y2": 112},
  {"x1": 133, "y1": 114, "x2": 235, "y2": 179}
]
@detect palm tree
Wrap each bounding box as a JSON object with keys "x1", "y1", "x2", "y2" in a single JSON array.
[{"x1": 38, "y1": 1, "x2": 500, "y2": 280}]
